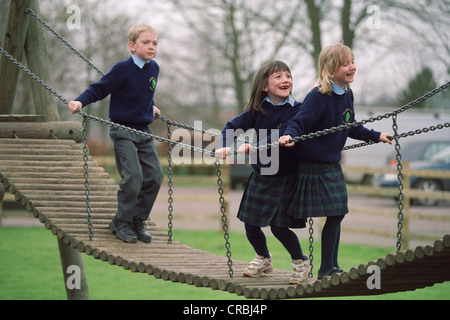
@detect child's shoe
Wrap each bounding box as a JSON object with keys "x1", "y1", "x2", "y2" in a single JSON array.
[
  {"x1": 289, "y1": 259, "x2": 310, "y2": 285},
  {"x1": 243, "y1": 254, "x2": 273, "y2": 278}
]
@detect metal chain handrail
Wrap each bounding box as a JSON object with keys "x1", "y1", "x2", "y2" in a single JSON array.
[
  {"x1": 215, "y1": 160, "x2": 233, "y2": 279},
  {"x1": 1, "y1": 43, "x2": 449, "y2": 276},
  {"x1": 20, "y1": 8, "x2": 450, "y2": 150},
  {"x1": 254, "y1": 82, "x2": 450, "y2": 153},
  {"x1": 392, "y1": 116, "x2": 405, "y2": 252},
  {"x1": 308, "y1": 218, "x2": 314, "y2": 278},
  {"x1": 20, "y1": 8, "x2": 450, "y2": 153},
  {"x1": 24, "y1": 8, "x2": 241, "y2": 142},
  {"x1": 82, "y1": 116, "x2": 94, "y2": 241},
  {"x1": 25, "y1": 8, "x2": 105, "y2": 77},
  {"x1": 166, "y1": 123, "x2": 175, "y2": 244},
  {"x1": 1, "y1": 44, "x2": 216, "y2": 157}
]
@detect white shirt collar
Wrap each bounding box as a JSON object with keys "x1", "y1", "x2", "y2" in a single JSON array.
[
  {"x1": 262, "y1": 95, "x2": 295, "y2": 106},
  {"x1": 131, "y1": 55, "x2": 151, "y2": 69},
  {"x1": 332, "y1": 83, "x2": 348, "y2": 95}
]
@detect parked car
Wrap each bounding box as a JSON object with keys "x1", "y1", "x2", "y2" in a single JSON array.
[
  {"x1": 384, "y1": 139, "x2": 450, "y2": 168},
  {"x1": 372, "y1": 140, "x2": 450, "y2": 206}
]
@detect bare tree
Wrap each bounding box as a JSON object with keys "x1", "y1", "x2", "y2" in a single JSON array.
[{"x1": 168, "y1": 0, "x2": 303, "y2": 115}]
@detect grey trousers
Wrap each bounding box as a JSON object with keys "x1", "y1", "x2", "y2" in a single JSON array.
[{"x1": 110, "y1": 127, "x2": 163, "y2": 222}]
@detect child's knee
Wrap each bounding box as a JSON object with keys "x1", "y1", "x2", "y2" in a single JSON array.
[
  {"x1": 270, "y1": 226, "x2": 286, "y2": 238},
  {"x1": 155, "y1": 167, "x2": 163, "y2": 186},
  {"x1": 123, "y1": 171, "x2": 144, "y2": 194}
]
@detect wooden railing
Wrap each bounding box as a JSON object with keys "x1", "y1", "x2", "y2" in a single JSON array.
[{"x1": 343, "y1": 162, "x2": 450, "y2": 249}]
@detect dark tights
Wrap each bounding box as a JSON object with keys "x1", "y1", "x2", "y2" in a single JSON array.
[
  {"x1": 245, "y1": 224, "x2": 306, "y2": 260},
  {"x1": 319, "y1": 215, "x2": 345, "y2": 275}
]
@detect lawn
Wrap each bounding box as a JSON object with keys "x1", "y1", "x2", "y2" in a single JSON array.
[{"x1": 0, "y1": 226, "x2": 448, "y2": 300}]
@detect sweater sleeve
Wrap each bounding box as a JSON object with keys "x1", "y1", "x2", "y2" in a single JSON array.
[
  {"x1": 348, "y1": 123, "x2": 381, "y2": 143},
  {"x1": 75, "y1": 63, "x2": 124, "y2": 107}
]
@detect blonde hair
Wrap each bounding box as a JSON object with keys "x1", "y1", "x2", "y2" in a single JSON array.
[
  {"x1": 315, "y1": 44, "x2": 354, "y2": 96},
  {"x1": 128, "y1": 23, "x2": 158, "y2": 44},
  {"x1": 244, "y1": 60, "x2": 292, "y2": 114}
]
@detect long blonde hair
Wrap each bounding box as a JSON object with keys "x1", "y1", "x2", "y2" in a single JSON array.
[
  {"x1": 315, "y1": 44, "x2": 354, "y2": 96},
  {"x1": 244, "y1": 60, "x2": 292, "y2": 113}
]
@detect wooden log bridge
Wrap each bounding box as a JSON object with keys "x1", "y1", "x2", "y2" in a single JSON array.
[{"x1": 1, "y1": 138, "x2": 449, "y2": 300}]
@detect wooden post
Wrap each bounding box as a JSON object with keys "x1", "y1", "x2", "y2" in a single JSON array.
[
  {"x1": 57, "y1": 238, "x2": 90, "y2": 300},
  {"x1": 24, "y1": 0, "x2": 59, "y2": 121},
  {"x1": 0, "y1": 0, "x2": 59, "y2": 121},
  {"x1": 0, "y1": 0, "x2": 31, "y2": 114}
]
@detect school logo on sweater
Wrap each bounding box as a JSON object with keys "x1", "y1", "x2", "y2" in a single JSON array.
[
  {"x1": 343, "y1": 109, "x2": 353, "y2": 124},
  {"x1": 149, "y1": 77, "x2": 157, "y2": 91}
]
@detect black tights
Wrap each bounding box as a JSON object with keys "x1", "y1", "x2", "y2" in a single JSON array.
[
  {"x1": 245, "y1": 224, "x2": 306, "y2": 260},
  {"x1": 319, "y1": 215, "x2": 345, "y2": 275}
]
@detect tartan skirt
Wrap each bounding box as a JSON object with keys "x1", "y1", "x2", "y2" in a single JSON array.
[
  {"x1": 237, "y1": 170, "x2": 306, "y2": 229},
  {"x1": 286, "y1": 160, "x2": 349, "y2": 219}
]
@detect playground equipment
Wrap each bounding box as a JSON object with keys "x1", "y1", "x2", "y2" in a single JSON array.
[{"x1": 1, "y1": 0, "x2": 449, "y2": 300}]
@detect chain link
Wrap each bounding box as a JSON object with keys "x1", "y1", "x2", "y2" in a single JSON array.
[
  {"x1": 82, "y1": 116, "x2": 94, "y2": 241},
  {"x1": 215, "y1": 160, "x2": 234, "y2": 278},
  {"x1": 392, "y1": 116, "x2": 405, "y2": 252},
  {"x1": 255, "y1": 80, "x2": 449, "y2": 153},
  {"x1": 308, "y1": 218, "x2": 314, "y2": 278},
  {"x1": 166, "y1": 124, "x2": 174, "y2": 244}
]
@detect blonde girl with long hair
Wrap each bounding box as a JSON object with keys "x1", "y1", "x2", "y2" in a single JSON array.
[{"x1": 279, "y1": 44, "x2": 392, "y2": 278}]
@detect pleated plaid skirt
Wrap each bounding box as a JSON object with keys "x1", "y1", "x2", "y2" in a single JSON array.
[
  {"x1": 237, "y1": 170, "x2": 306, "y2": 229},
  {"x1": 286, "y1": 160, "x2": 349, "y2": 219}
]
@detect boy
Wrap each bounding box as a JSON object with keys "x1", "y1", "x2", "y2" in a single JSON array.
[{"x1": 68, "y1": 24, "x2": 163, "y2": 244}]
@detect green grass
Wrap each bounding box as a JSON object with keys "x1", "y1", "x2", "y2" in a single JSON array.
[{"x1": 0, "y1": 227, "x2": 448, "y2": 300}]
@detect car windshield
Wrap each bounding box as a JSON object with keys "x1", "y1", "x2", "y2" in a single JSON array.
[{"x1": 429, "y1": 146, "x2": 450, "y2": 164}]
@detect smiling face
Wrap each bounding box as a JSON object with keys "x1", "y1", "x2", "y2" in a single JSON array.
[
  {"x1": 332, "y1": 55, "x2": 356, "y2": 89},
  {"x1": 263, "y1": 70, "x2": 293, "y2": 105},
  {"x1": 129, "y1": 30, "x2": 158, "y2": 61}
]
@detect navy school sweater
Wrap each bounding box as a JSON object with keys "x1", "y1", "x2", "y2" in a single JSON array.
[
  {"x1": 75, "y1": 57, "x2": 159, "y2": 130},
  {"x1": 282, "y1": 87, "x2": 381, "y2": 164},
  {"x1": 220, "y1": 100, "x2": 302, "y2": 176}
]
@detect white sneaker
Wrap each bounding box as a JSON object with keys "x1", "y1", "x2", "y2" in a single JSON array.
[
  {"x1": 243, "y1": 254, "x2": 273, "y2": 278},
  {"x1": 289, "y1": 259, "x2": 310, "y2": 285}
]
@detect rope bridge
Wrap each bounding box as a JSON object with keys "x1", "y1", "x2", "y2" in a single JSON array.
[{"x1": 1, "y1": 8, "x2": 450, "y2": 299}]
